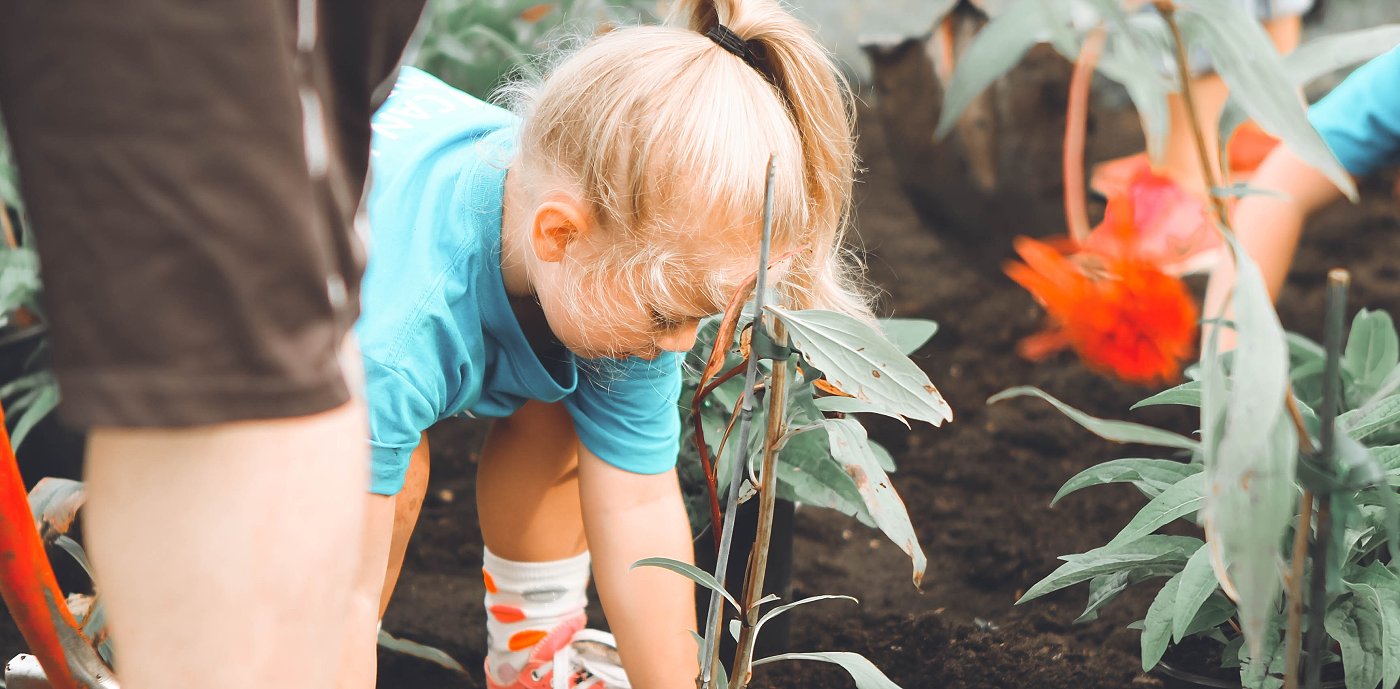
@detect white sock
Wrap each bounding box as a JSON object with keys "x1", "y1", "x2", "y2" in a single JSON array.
[{"x1": 483, "y1": 547, "x2": 591, "y2": 684}]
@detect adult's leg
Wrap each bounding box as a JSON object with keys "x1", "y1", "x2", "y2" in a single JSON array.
[
  {"x1": 335, "y1": 433, "x2": 429, "y2": 689},
  {"x1": 83, "y1": 400, "x2": 368, "y2": 689}
]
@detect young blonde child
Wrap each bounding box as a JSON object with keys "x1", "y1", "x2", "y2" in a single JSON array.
[{"x1": 339, "y1": 1, "x2": 870, "y2": 687}]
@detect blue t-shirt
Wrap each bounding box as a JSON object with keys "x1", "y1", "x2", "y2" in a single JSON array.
[
  {"x1": 357, "y1": 67, "x2": 683, "y2": 496},
  {"x1": 1309, "y1": 46, "x2": 1400, "y2": 177}
]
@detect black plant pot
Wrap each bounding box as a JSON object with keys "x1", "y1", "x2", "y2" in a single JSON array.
[
  {"x1": 693, "y1": 497, "x2": 795, "y2": 666},
  {"x1": 1154, "y1": 660, "x2": 1345, "y2": 689}
]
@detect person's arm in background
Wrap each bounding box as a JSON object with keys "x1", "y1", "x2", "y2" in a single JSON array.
[
  {"x1": 1201, "y1": 147, "x2": 1343, "y2": 326},
  {"x1": 1203, "y1": 46, "x2": 1400, "y2": 347}
]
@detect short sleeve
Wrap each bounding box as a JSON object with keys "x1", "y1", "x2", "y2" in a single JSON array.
[
  {"x1": 564, "y1": 353, "x2": 684, "y2": 475},
  {"x1": 363, "y1": 356, "x2": 438, "y2": 495},
  {"x1": 1309, "y1": 46, "x2": 1400, "y2": 178}
]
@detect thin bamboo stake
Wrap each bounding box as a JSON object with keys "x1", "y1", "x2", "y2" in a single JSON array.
[
  {"x1": 1305, "y1": 270, "x2": 1349, "y2": 689},
  {"x1": 1155, "y1": 6, "x2": 1320, "y2": 686},
  {"x1": 698, "y1": 155, "x2": 778, "y2": 689},
  {"x1": 729, "y1": 328, "x2": 789, "y2": 689}
]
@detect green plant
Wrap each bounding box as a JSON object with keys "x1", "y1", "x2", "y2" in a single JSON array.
[
  {"x1": 940, "y1": 2, "x2": 1400, "y2": 686},
  {"x1": 992, "y1": 306, "x2": 1400, "y2": 689},
  {"x1": 677, "y1": 312, "x2": 938, "y2": 545},
  {"x1": 640, "y1": 158, "x2": 951, "y2": 689},
  {"x1": 0, "y1": 113, "x2": 58, "y2": 452},
  {"x1": 410, "y1": 0, "x2": 658, "y2": 96}
]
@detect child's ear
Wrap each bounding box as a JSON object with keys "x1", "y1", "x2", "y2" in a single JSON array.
[{"x1": 530, "y1": 197, "x2": 593, "y2": 264}]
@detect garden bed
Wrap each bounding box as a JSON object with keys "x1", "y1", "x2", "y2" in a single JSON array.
[
  {"x1": 374, "y1": 99, "x2": 1400, "y2": 688},
  {"x1": 3, "y1": 101, "x2": 1398, "y2": 689}
]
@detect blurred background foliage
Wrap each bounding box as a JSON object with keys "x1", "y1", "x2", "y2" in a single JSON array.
[{"x1": 408, "y1": 0, "x2": 662, "y2": 96}]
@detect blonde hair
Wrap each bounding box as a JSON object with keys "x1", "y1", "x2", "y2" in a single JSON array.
[{"x1": 501, "y1": 0, "x2": 870, "y2": 334}]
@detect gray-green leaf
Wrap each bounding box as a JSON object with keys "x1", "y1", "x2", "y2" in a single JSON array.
[
  {"x1": 1179, "y1": 0, "x2": 1356, "y2": 200},
  {"x1": 632, "y1": 557, "x2": 739, "y2": 612},
  {"x1": 1107, "y1": 473, "x2": 1206, "y2": 547},
  {"x1": 877, "y1": 319, "x2": 938, "y2": 356},
  {"x1": 1142, "y1": 572, "x2": 1183, "y2": 672},
  {"x1": 1019, "y1": 535, "x2": 1201, "y2": 604},
  {"x1": 770, "y1": 307, "x2": 951, "y2": 428},
  {"x1": 823, "y1": 418, "x2": 927, "y2": 587},
  {"x1": 1172, "y1": 545, "x2": 1219, "y2": 643},
  {"x1": 377, "y1": 628, "x2": 467, "y2": 674},
  {"x1": 752, "y1": 651, "x2": 902, "y2": 689},
  {"x1": 933, "y1": 0, "x2": 1051, "y2": 139},
  {"x1": 1325, "y1": 594, "x2": 1386, "y2": 689},
  {"x1": 1132, "y1": 381, "x2": 1203, "y2": 410},
  {"x1": 989, "y1": 387, "x2": 1200, "y2": 452},
  {"x1": 1053, "y1": 458, "x2": 1202, "y2": 507}
]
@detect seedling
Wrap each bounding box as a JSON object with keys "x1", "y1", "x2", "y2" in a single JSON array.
[
  {"x1": 637, "y1": 156, "x2": 952, "y2": 689},
  {"x1": 943, "y1": 2, "x2": 1400, "y2": 687}
]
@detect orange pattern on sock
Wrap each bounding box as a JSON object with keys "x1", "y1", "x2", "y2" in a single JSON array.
[
  {"x1": 490, "y1": 604, "x2": 526, "y2": 624},
  {"x1": 483, "y1": 568, "x2": 498, "y2": 594},
  {"x1": 508, "y1": 629, "x2": 548, "y2": 652}
]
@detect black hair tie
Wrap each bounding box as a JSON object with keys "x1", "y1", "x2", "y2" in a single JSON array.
[{"x1": 705, "y1": 23, "x2": 763, "y2": 72}]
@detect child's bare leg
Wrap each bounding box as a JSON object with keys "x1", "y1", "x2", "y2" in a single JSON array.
[
  {"x1": 477, "y1": 400, "x2": 587, "y2": 560},
  {"x1": 579, "y1": 452, "x2": 697, "y2": 689},
  {"x1": 477, "y1": 400, "x2": 696, "y2": 689},
  {"x1": 381, "y1": 437, "x2": 431, "y2": 617},
  {"x1": 83, "y1": 400, "x2": 367, "y2": 689}
]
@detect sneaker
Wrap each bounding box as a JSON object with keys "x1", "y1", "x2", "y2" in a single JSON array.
[{"x1": 485, "y1": 615, "x2": 631, "y2": 689}]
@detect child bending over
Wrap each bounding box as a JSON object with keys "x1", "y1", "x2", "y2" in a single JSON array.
[{"x1": 340, "y1": 1, "x2": 871, "y2": 687}]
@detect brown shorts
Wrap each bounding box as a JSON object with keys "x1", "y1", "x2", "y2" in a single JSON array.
[{"x1": 0, "y1": 0, "x2": 427, "y2": 427}]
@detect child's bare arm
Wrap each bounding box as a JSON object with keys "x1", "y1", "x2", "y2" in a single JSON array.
[
  {"x1": 579, "y1": 450, "x2": 699, "y2": 689},
  {"x1": 1202, "y1": 145, "x2": 1347, "y2": 342}
]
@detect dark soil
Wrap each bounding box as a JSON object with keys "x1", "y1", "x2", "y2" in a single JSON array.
[{"x1": 5, "y1": 62, "x2": 1400, "y2": 689}]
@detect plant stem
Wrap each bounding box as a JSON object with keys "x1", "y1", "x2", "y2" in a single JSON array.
[
  {"x1": 1304, "y1": 270, "x2": 1349, "y2": 689},
  {"x1": 1156, "y1": 6, "x2": 1324, "y2": 685},
  {"x1": 1156, "y1": 1, "x2": 1231, "y2": 226},
  {"x1": 1063, "y1": 25, "x2": 1105, "y2": 243},
  {"x1": 729, "y1": 323, "x2": 789, "y2": 689},
  {"x1": 1283, "y1": 489, "x2": 1313, "y2": 689},
  {"x1": 1, "y1": 206, "x2": 16, "y2": 250},
  {"x1": 699, "y1": 156, "x2": 778, "y2": 689}
]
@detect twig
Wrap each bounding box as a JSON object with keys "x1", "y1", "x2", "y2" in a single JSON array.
[
  {"x1": 1, "y1": 206, "x2": 16, "y2": 250},
  {"x1": 1305, "y1": 270, "x2": 1349, "y2": 689},
  {"x1": 1283, "y1": 489, "x2": 1313, "y2": 689},
  {"x1": 699, "y1": 156, "x2": 779, "y2": 689},
  {"x1": 1156, "y1": 1, "x2": 1231, "y2": 226},
  {"x1": 1064, "y1": 25, "x2": 1106, "y2": 243},
  {"x1": 729, "y1": 323, "x2": 789, "y2": 689},
  {"x1": 693, "y1": 357, "x2": 751, "y2": 550},
  {"x1": 1155, "y1": 5, "x2": 1320, "y2": 686}
]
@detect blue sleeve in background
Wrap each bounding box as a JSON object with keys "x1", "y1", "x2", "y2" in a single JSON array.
[
  {"x1": 1308, "y1": 46, "x2": 1400, "y2": 178},
  {"x1": 565, "y1": 353, "x2": 684, "y2": 475}
]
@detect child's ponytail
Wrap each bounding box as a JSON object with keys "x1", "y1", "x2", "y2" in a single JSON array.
[{"x1": 672, "y1": 0, "x2": 870, "y2": 319}]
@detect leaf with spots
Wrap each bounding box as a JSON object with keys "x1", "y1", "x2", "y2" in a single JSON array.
[
  {"x1": 822, "y1": 418, "x2": 927, "y2": 587},
  {"x1": 769, "y1": 307, "x2": 951, "y2": 428}
]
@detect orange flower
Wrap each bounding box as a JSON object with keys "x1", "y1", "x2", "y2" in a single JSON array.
[{"x1": 1006, "y1": 197, "x2": 1199, "y2": 385}]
